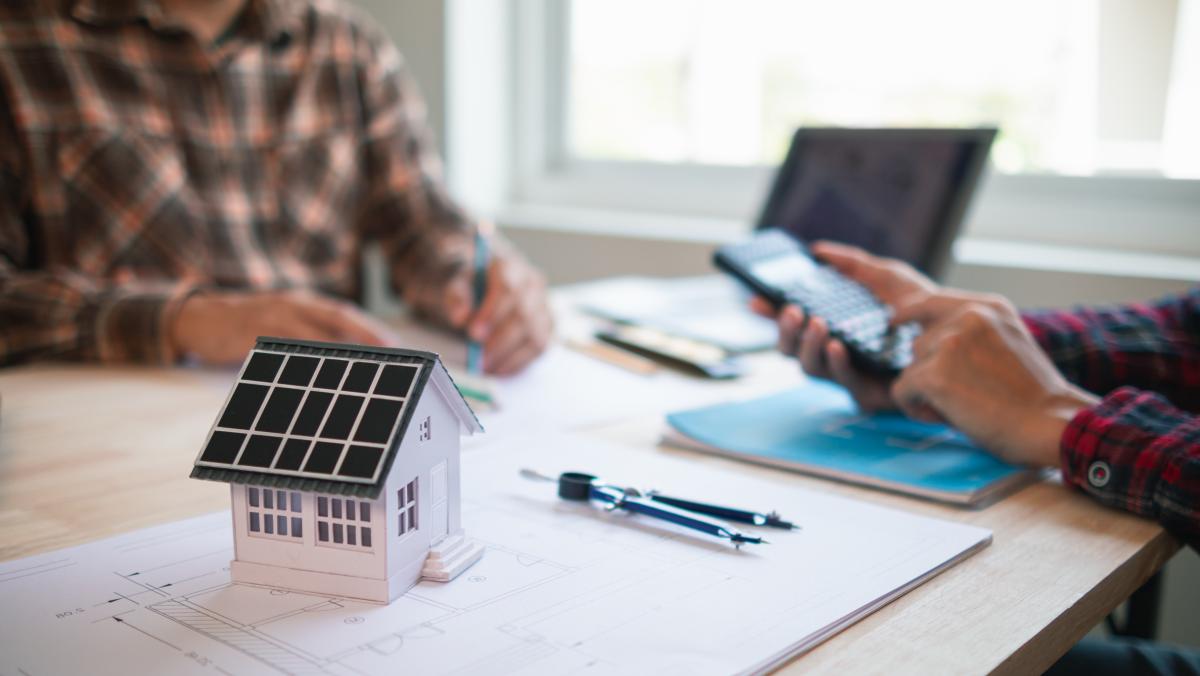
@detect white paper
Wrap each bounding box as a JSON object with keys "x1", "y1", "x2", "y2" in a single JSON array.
[
  {"x1": 0, "y1": 433, "x2": 989, "y2": 676},
  {"x1": 569, "y1": 275, "x2": 778, "y2": 353},
  {"x1": 382, "y1": 316, "x2": 766, "y2": 441},
  {"x1": 475, "y1": 345, "x2": 746, "y2": 440}
]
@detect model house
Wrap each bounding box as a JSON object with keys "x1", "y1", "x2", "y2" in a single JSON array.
[{"x1": 190, "y1": 337, "x2": 485, "y2": 603}]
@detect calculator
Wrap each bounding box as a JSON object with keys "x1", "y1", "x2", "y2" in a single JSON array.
[{"x1": 713, "y1": 229, "x2": 918, "y2": 376}]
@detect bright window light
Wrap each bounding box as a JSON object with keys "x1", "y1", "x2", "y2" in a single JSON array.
[{"x1": 568, "y1": 0, "x2": 1200, "y2": 178}]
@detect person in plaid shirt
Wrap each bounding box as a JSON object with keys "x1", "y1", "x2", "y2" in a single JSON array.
[
  {"x1": 752, "y1": 241, "x2": 1199, "y2": 675},
  {"x1": 0, "y1": 0, "x2": 552, "y2": 374}
]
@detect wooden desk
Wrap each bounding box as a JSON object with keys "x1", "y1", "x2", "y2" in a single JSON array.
[{"x1": 0, "y1": 332, "x2": 1179, "y2": 674}]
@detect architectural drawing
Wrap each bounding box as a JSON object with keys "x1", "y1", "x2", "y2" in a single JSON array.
[{"x1": 1, "y1": 434, "x2": 991, "y2": 676}]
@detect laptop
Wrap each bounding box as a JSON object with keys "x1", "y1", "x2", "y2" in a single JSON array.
[
  {"x1": 757, "y1": 127, "x2": 996, "y2": 278},
  {"x1": 578, "y1": 127, "x2": 996, "y2": 352}
]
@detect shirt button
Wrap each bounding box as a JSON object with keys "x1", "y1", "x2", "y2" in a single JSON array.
[{"x1": 1087, "y1": 461, "x2": 1111, "y2": 488}]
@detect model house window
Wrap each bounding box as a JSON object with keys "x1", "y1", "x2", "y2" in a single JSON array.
[
  {"x1": 248, "y1": 487, "x2": 302, "y2": 540},
  {"x1": 316, "y1": 497, "x2": 373, "y2": 549},
  {"x1": 397, "y1": 479, "x2": 418, "y2": 536}
]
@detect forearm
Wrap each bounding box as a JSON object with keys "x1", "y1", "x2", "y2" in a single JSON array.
[
  {"x1": 390, "y1": 223, "x2": 475, "y2": 321},
  {"x1": 0, "y1": 269, "x2": 194, "y2": 366},
  {"x1": 1060, "y1": 386, "x2": 1200, "y2": 550}
]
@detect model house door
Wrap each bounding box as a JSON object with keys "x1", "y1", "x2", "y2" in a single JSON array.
[{"x1": 430, "y1": 461, "x2": 448, "y2": 543}]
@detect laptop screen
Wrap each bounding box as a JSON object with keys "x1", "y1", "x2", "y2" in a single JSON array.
[{"x1": 755, "y1": 128, "x2": 995, "y2": 277}]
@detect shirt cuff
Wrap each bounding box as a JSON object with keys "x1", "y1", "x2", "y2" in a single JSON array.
[
  {"x1": 89, "y1": 283, "x2": 200, "y2": 365},
  {"x1": 1058, "y1": 386, "x2": 1172, "y2": 516}
]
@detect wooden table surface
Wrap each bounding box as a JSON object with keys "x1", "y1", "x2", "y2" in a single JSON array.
[{"x1": 0, "y1": 327, "x2": 1180, "y2": 675}]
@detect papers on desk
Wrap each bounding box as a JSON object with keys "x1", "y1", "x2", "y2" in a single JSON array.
[
  {"x1": 572, "y1": 274, "x2": 779, "y2": 353},
  {"x1": 0, "y1": 433, "x2": 989, "y2": 676},
  {"x1": 665, "y1": 382, "x2": 1043, "y2": 507},
  {"x1": 384, "y1": 315, "x2": 756, "y2": 441}
]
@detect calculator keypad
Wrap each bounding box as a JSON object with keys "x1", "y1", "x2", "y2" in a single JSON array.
[
  {"x1": 781, "y1": 270, "x2": 918, "y2": 372},
  {"x1": 716, "y1": 230, "x2": 919, "y2": 374}
]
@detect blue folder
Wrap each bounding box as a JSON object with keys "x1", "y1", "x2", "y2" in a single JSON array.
[{"x1": 665, "y1": 382, "x2": 1040, "y2": 506}]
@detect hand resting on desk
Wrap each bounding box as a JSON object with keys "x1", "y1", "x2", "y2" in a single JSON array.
[
  {"x1": 171, "y1": 289, "x2": 402, "y2": 365},
  {"x1": 170, "y1": 245, "x2": 553, "y2": 375},
  {"x1": 750, "y1": 242, "x2": 1097, "y2": 467}
]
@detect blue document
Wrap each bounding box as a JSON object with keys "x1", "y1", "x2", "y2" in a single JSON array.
[{"x1": 665, "y1": 382, "x2": 1039, "y2": 506}]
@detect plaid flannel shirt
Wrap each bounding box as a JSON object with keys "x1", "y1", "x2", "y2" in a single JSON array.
[
  {"x1": 0, "y1": 0, "x2": 476, "y2": 366},
  {"x1": 1024, "y1": 287, "x2": 1200, "y2": 548}
]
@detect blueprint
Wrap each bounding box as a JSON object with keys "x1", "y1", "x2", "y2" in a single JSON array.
[{"x1": 0, "y1": 434, "x2": 990, "y2": 676}]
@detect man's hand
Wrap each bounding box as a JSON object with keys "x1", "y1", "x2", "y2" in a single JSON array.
[
  {"x1": 440, "y1": 248, "x2": 553, "y2": 376},
  {"x1": 750, "y1": 241, "x2": 1014, "y2": 412},
  {"x1": 171, "y1": 289, "x2": 399, "y2": 365},
  {"x1": 747, "y1": 240, "x2": 1099, "y2": 465},
  {"x1": 889, "y1": 298, "x2": 1099, "y2": 466}
]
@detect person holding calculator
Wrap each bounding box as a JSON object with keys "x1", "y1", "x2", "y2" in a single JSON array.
[{"x1": 749, "y1": 240, "x2": 1199, "y2": 675}]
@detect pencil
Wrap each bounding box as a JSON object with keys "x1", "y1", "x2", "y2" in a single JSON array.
[{"x1": 466, "y1": 226, "x2": 489, "y2": 374}]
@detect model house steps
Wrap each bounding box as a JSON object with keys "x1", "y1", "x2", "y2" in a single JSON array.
[{"x1": 421, "y1": 534, "x2": 485, "y2": 582}]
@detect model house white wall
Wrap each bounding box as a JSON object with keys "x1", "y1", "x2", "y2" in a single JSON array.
[
  {"x1": 228, "y1": 378, "x2": 467, "y2": 602},
  {"x1": 231, "y1": 487, "x2": 383, "y2": 578},
  {"x1": 381, "y1": 385, "x2": 464, "y2": 598}
]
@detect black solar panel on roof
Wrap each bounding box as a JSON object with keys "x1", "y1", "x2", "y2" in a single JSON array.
[
  {"x1": 342, "y1": 362, "x2": 379, "y2": 392},
  {"x1": 242, "y1": 352, "x2": 284, "y2": 382},
  {"x1": 202, "y1": 430, "x2": 245, "y2": 463},
  {"x1": 375, "y1": 364, "x2": 417, "y2": 397},
  {"x1": 278, "y1": 355, "x2": 319, "y2": 386},
  {"x1": 314, "y1": 358, "x2": 349, "y2": 389},
  {"x1": 193, "y1": 348, "x2": 424, "y2": 486}
]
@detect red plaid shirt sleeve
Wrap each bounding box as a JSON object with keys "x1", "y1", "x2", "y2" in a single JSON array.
[
  {"x1": 1023, "y1": 288, "x2": 1200, "y2": 547},
  {"x1": 1022, "y1": 288, "x2": 1200, "y2": 410},
  {"x1": 352, "y1": 27, "x2": 476, "y2": 319},
  {"x1": 1061, "y1": 388, "x2": 1200, "y2": 549},
  {"x1": 0, "y1": 103, "x2": 195, "y2": 365}
]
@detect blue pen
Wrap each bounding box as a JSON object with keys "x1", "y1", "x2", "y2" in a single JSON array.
[{"x1": 466, "y1": 226, "x2": 489, "y2": 374}]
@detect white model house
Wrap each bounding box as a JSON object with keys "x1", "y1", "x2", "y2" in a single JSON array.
[{"x1": 190, "y1": 337, "x2": 484, "y2": 603}]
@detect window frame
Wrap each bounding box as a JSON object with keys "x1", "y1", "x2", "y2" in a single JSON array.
[
  {"x1": 315, "y1": 495, "x2": 375, "y2": 550},
  {"x1": 397, "y1": 478, "x2": 419, "y2": 538},
  {"x1": 488, "y1": 0, "x2": 1200, "y2": 258},
  {"x1": 247, "y1": 487, "x2": 303, "y2": 542}
]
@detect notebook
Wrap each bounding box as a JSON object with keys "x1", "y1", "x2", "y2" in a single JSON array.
[{"x1": 664, "y1": 382, "x2": 1042, "y2": 507}]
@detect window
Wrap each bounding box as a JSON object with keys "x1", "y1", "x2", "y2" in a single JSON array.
[
  {"x1": 316, "y1": 496, "x2": 374, "y2": 549},
  {"x1": 484, "y1": 0, "x2": 1200, "y2": 257},
  {"x1": 566, "y1": 0, "x2": 1200, "y2": 178},
  {"x1": 397, "y1": 479, "x2": 418, "y2": 537},
  {"x1": 247, "y1": 488, "x2": 302, "y2": 541}
]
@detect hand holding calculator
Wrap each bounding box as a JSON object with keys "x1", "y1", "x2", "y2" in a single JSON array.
[{"x1": 714, "y1": 230, "x2": 919, "y2": 377}]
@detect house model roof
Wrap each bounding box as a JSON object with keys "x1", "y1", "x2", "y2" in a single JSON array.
[{"x1": 190, "y1": 337, "x2": 482, "y2": 499}]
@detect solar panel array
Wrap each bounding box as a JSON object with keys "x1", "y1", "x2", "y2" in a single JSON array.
[{"x1": 196, "y1": 349, "x2": 422, "y2": 485}]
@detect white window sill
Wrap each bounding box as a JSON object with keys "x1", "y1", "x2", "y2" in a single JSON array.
[{"x1": 497, "y1": 203, "x2": 1200, "y2": 283}]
